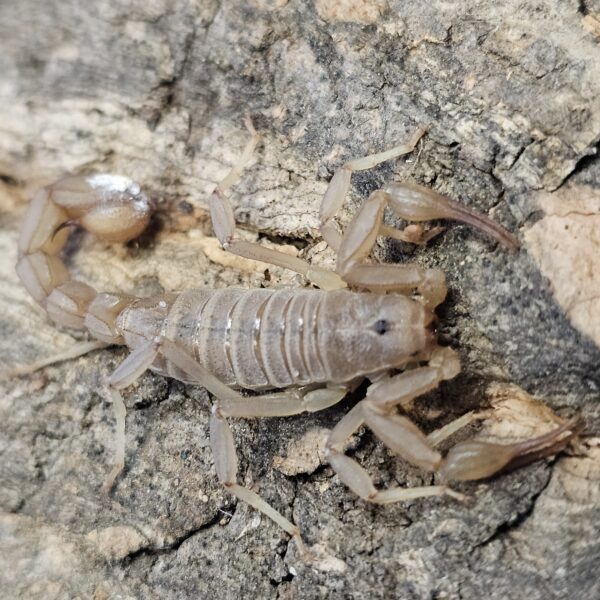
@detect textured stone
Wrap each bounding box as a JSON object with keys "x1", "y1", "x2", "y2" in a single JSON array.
[
  {"x1": 0, "y1": 1, "x2": 599, "y2": 598},
  {"x1": 525, "y1": 185, "x2": 600, "y2": 349}
]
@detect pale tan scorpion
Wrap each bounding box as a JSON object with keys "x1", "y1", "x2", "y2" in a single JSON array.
[{"x1": 14, "y1": 120, "x2": 578, "y2": 546}]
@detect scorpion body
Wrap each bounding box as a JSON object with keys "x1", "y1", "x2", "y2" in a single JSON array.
[
  {"x1": 123, "y1": 288, "x2": 430, "y2": 390},
  {"x1": 14, "y1": 121, "x2": 579, "y2": 549}
]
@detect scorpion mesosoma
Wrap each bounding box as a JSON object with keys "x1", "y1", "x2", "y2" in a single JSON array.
[{"x1": 15, "y1": 120, "x2": 578, "y2": 547}]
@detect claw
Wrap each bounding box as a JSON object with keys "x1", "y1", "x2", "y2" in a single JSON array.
[
  {"x1": 385, "y1": 181, "x2": 519, "y2": 251},
  {"x1": 440, "y1": 417, "x2": 582, "y2": 482}
]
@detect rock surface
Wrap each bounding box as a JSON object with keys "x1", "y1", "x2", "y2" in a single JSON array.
[
  {"x1": 525, "y1": 185, "x2": 600, "y2": 349},
  {"x1": 0, "y1": 1, "x2": 599, "y2": 598}
]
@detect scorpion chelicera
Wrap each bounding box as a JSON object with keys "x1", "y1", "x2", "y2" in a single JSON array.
[{"x1": 14, "y1": 119, "x2": 578, "y2": 547}]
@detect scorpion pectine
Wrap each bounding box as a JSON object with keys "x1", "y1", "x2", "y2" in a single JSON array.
[{"x1": 14, "y1": 119, "x2": 578, "y2": 546}]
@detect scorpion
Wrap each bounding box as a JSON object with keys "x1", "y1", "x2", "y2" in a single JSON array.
[{"x1": 14, "y1": 119, "x2": 579, "y2": 547}]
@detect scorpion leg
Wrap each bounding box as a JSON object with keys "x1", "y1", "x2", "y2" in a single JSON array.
[
  {"x1": 159, "y1": 338, "x2": 347, "y2": 541},
  {"x1": 209, "y1": 118, "x2": 345, "y2": 290},
  {"x1": 218, "y1": 385, "x2": 348, "y2": 418},
  {"x1": 320, "y1": 126, "x2": 427, "y2": 251},
  {"x1": 102, "y1": 338, "x2": 160, "y2": 493},
  {"x1": 210, "y1": 405, "x2": 299, "y2": 537},
  {"x1": 2, "y1": 339, "x2": 107, "y2": 379},
  {"x1": 426, "y1": 410, "x2": 487, "y2": 447}
]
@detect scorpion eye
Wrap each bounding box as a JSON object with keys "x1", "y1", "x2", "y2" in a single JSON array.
[{"x1": 374, "y1": 319, "x2": 389, "y2": 335}]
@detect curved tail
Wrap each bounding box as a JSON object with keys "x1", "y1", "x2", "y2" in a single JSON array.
[{"x1": 16, "y1": 174, "x2": 152, "y2": 340}]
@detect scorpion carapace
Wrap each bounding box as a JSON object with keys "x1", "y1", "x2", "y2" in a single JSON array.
[{"x1": 15, "y1": 119, "x2": 579, "y2": 548}]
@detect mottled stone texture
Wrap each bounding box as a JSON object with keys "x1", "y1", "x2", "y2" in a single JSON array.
[{"x1": 0, "y1": 1, "x2": 599, "y2": 598}]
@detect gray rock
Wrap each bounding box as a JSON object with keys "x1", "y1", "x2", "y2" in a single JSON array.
[{"x1": 0, "y1": 1, "x2": 598, "y2": 598}]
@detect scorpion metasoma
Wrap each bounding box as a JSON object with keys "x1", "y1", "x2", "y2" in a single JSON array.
[{"x1": 14, "y1": 119, "x2": 579, "y2": 549}]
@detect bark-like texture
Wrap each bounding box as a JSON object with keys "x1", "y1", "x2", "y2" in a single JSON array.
[{"x1": 1, "y1": 1, "x2": 599, "y2": 598}]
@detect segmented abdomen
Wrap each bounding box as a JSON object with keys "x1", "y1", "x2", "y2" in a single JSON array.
[{"x1": 161, "y1": 288, "x2": 330, "y2": 390}]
